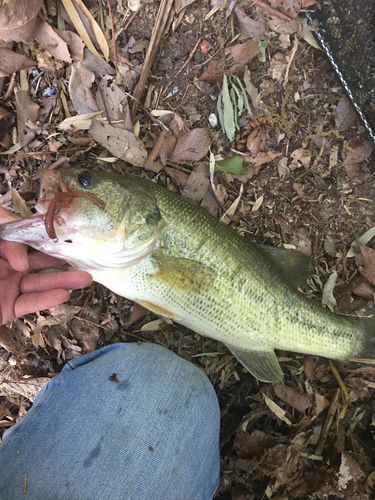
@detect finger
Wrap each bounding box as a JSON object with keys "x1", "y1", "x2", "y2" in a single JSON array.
[
  {"x1": 27, "y1": 251, "x2": 67, "y2": 271},
  {"x1": 14, "y1": 289, "x2": 70, "y2": 318},
  {"x1": 0, "y1": 207, "x2": 21, "y2": 224},
  {"x1": 20, "y1": 270, "x2": 93, "y2": 294},
  {"x1": 0, "y1": 240, "x2": 29, "y2": 272}
]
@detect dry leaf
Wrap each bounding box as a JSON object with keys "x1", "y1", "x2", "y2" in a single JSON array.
[
  {"x1": 263, "y1": 393, "x2": 292, "y2": 425},
  {"x1": 0, "y1": 0, "x2": 43, "y2": 43},
  {"x1": 268, "y1": 52, "x2": 288, "y2": 82},
  {"x1": 170, "y1": 128, "x2": 210, "y2": 162},
  {"x1": 289, "y1": 148, "x2": 311, "y2": 170},
  {"x1": 274, "y1": 383, "x2": 312, "y2": 413},
  {"x1": 234, "y1": 5, "x2": 265, "y2": 40},
  {"x1": 56, "y1": 29, "x2": 85, "y2": 61},
  {"x1": 144, "y1": 130, "x2": 177, "y2": 173},
  {"x1": 94, "y1": 78, "x2": 130, "y2": 126},
  {"x1": 201, "y1": 189, "x2": 220, "y2": 218},
  {"x1": 90, "y1": 118, "x2": 147, "y2": 167},
  {"x1": 0, "y1": 49, "x2": 35, "y2": 77},
  {"x1": 359, "y1": 245, "x2": 375, "y2": 285},
  {"x1": 247, "y1": 150, "x2": 281, "y2": 168},
  {"x1": 0, "y1": 105, "x2": 15, "y2": 140},
  {"x1": 342, "y1": 136, "x2": 374, "y2": 166},
  {"x1": 69, "y1": 62, "x2": 98, "y2": 114},
  {"x1": 225, "y1": 40, "x2": 260, "y2": 74},
  {"x1": 182, "y1": 164, "x2": 209, "y2": 203},
  {"x1": 334, "y1": 95, "x2": 357, "y2": 132},
  {"x1": 61, "y1": 0, "x2": 104, "y2": 61},
  {"x1": 15, "y1": 90, "x2": 39, "y2": 148},
  {"x1": 58, "y1": 111, "x2": 103, "y2": 130},
  {"x1": 200, "y1": 60, "x2": 224, "y2": 83},
  {"x1": 72, "y1": 0, "x2": 109, "y2": 60},
  {"x1": 233, "y1": 429, "x2": 277, "y2": 459},
  {"x1": 34, "y1": 17, "x2": 71, "y2": 63},
  {"x1": 0, "y1": 378, "x2": 50, "y2": 402}
]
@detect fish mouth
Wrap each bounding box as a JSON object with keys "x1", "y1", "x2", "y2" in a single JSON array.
[{"x1": 0, "y1": 168, "x2": 106, "y2": 245}]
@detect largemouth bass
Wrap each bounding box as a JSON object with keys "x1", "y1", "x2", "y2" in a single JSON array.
[{"x1": 0, "y1": 167, "x2": 372, "y2": 382}]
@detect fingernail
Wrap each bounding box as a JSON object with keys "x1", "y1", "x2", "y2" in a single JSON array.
[{"x1": 21, "y1": 254, "x2": 29, "y2": 270}]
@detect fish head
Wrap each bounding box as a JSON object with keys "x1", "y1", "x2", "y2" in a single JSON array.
[{"x1": 0, "y1": 167, "x2": 165, "y2": 271}]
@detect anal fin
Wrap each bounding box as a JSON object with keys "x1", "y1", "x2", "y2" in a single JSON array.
[{"x1": 225, "y1": 344, "x2": 284, "y2": 383}]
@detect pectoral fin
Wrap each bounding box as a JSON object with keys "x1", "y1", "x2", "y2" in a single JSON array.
[
  {"x1": 225, "y1": 344, "x2": 284, "y2": 382},
  {"x1": 151, "y1": 254, "x2": 215, "y2": 293}
]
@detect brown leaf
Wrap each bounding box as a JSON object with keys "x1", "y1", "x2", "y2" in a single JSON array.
[
  {"x1": 0, "y1": 48, "x2": 35, "y2": 77},
  {"x1": 233, "y1": 429, "x2": 278, "y2": 459},
  {"x1": 69, "y1": 62, "x2": 98, "y2": 114},
  {"x1": 268, "y1": 52, "x2": 288, "y2": 82},
  {"x1": 352, "y1": 281, "x2": 374, "y2": 300},
  {"x1": 0, "y1": 0, "x2": 43, "y2": 43},
  {"x1": 271, "y1": 0, "x2": 302, "y2": 19},
  {"x1": 90, "y1": 118, "x2": 147, "y2": 167},
  {"x1": 359, "y1": 245, "x2": 375, "y2": 285},
  {"x1": 225, "y1": 40, "x2": 260, "y2": 74},
  {"x1": 182, "y1": 164, "x2": 209, "y2": 203},
  {"x1": 144, "y1": 130, "x2": 177, "y2": 173},
  {"x1": 0, "y1": 105, "x2": 15, "y2": 141},
  {"x1": 15, "y1": 90, "x2": 39, "y2": 148},
  {"x1": 70, "y1": 318, "x2": 99, "y2": 352},
  {"x1": 170, "y1": 128, "x2": 210, "y2": 162},
  {"x1": 0, "y1": 377, "x2": 50, "y2": 402},
  {"x1": 34, "y1": 18, "x2": 71, "y2": 63},
  {"x1": 200, "y1": 60, "x2": 224, "y2": 83},
  {"x1": 246, "y1": 126, "x2": 267, "y2": 155},
  {"x1": 274, "y1": 384, "x2": 312, "y2": 413},
  {"x1": 246, "y1": 150, "x2": 282, "y2": 168},
  {"x1": 234, "y1": 5, "x2": 265, "y2": 40},
  {"x1": 334, "y1": 95, "x2": 357, "y2": 132},
  {"x1": 56, "y1": 29, "x2": 85, "y2": 61},
  {"x1": 342, "y1": 136, "x2": 375, "y2": 166}
]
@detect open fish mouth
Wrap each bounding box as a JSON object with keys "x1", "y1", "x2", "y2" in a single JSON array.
[{"x1": 0, "y1": 168, "x2": 106, "y2": 245}]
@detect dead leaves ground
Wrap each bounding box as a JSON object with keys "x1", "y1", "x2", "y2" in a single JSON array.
[{"x1": 0, "y1": 0, "x2": 375, "y2": 498}]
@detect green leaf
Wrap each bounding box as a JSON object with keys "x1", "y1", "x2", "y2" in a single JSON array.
[
  {"x1": 260, "y1": 40, "x2": 268, "y2": 48},
  {"x1": 218, "y1": 74, "x2": 237, "y2": 142},
  {"x1": 215, "y1": 156, "x2": 245, "y2": 174}
]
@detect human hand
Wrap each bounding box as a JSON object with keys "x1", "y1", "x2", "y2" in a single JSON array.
[{"x1": 0, "y1": 207, "x2": 92, "y2": 325}]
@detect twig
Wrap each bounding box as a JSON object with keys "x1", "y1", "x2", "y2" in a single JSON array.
[
  {"x1": 253, "y1": 0, "x2": 292, "y2": 22},
  {"x1": 107, "y1": 0, "x2": 118, "y2": 74},
  {"x1": 329, "y1": 359, "x2": 351, "y2": 402},
  {"x1": 131, "y1": 0, "x2": 174, "y2": 120},
  {"x1": 174, "y1": 38, "x2": 201, "y2": 79},
  {"x1": 124, "y1": 3, "x2": 146, "y2": 31}
]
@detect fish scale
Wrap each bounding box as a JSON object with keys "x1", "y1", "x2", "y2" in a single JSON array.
[{"x1": 0, "y1": 167, "x2": 370, "y2": 382}]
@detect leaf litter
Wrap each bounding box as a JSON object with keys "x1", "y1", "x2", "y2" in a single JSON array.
[{"x1": 0, "y1": 0, "x2": 375, "y2": 497}]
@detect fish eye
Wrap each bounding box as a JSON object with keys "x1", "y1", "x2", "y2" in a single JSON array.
[{"x1": 77, "y1": 171, "x2": 97, "y2": 189}]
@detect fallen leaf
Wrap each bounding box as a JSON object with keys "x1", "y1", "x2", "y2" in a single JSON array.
[
  {"x1": 359, "y1": 245, "x2": 375, "y2": 285},
  {"x1": 170, "y1": 128, "x2": 210, "y2": 162},
  {"x1": 69, "y1": 62, "x2": 98, "y2": 114},
  {"x1": 140, "y1": 319, "x2": 164, "y2": 331},
  {"x1": 15, "y1": 90, "x2": 39, "y2": 148},
  {"x1": 263, "y1": 392, "x2": 292, "y2": 425},
  {"x1": 200, "y1": 60, "x2": 224, "y2": 83},
  {"x1": 0, "y1": 378, "x2": 50, "y2": 402},
  {"x1": 274, "y1": 383, "x2": 312, "y2": 413},
  {"x1": 201, "y1": 189, "x2": 220, "y2": 217},
  {"x1": 0, "y1": 0, "x2": 43, "y2": 43},
  {"x1": 56, "y1": 29, "x2": 85, "y2": 61},
  {"x1": 61, "y1": 0, "x2": 108, "y2": 61},
  {"x1": 70, "y1": 317, "x2": 99, "y2": 352},
  {"x1": 271, "y1": 0, "x2": 302, "y2": 19},
  {"x1": 90, "y1": 118, "x2": 147, "y2": 167},
  {"x1": 233, "y1": 429, "x2": 277, "y2": 459},
  {"x1": 174, "y1": 0, "x2": 196, "y2": 14},
  {"x1": 58, "y1": 111, "x2": 103, "y2": 130},
  {"x1": 334, "y1": 95, "x2": 357, "y2": 132},
  {"x1": 268, "y1": 52, "x2": 288, "y2": 82},
  {"x1": 0, "y1": 105, "x2": 15, "y2": 141},
  {"x1": 182, "y1": 164, "x2": 209, "y2": 203},
  {"x1": 291, "y1": 227, "x2": 312, "y2": 255},
  {"x1": 338, "y1": 453, "x2": 366, "y2": 490},
  {"x1": 34, "y1": 17, "x2": 71, "y2": 63},
  {"x1": 225, "y1": 40, "x2": 260, "y2": 74},
  {"x1": 246, "y1": 150, "x2": 281, "y2": 168},
  {"x1": 289, "y1": 148, "x2": 311, "y2": 170},
  {"x1": 234, "y1": 5, "x2": 265, "y2": 40},
  {"x1": 0, "y1": 49, "x2": 36, "y2": 77},
  {"x1": 144, "y1": 130, "x2": 177, "y2": 173},
  {"x1": 342, "y1": 136, "x2": 374, "y2": 166},
  {"x1": 215, "y1": 156, "x2": 244, "y2": 175},
  {"x1": 95, "y1": 78, "x2": 130, "y2": 126}
]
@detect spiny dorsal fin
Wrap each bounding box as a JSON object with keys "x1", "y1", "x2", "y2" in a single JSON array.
[{"x1": 225, "y1": 344, "x2": 284, "y2": 382}]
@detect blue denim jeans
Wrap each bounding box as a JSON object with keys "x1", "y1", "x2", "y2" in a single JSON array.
[{"x1": 0, "y1": 343, "x2": 220, "y2": 499}]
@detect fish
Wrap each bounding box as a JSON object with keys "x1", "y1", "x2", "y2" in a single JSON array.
[{"x1": 0, "y1": 167, "x2": 372, "y2": 382}]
